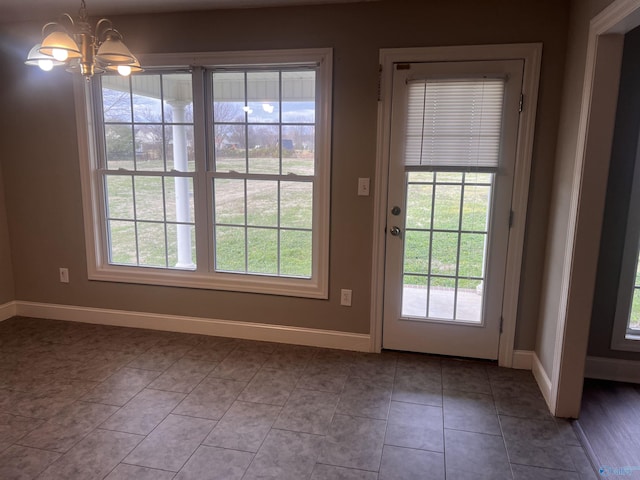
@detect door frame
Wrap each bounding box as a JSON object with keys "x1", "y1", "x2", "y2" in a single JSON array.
[{"x1": 370, "y1": 44, "x2": 542, "y2": 367}]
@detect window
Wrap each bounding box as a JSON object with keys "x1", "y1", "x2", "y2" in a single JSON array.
[
  {"x1": 613, "y1": 140, "x2": 640, "y2": 350},
  {"x1": 77, "y1": 49, "x2": 332, "y2": 298},
  {"x1": 400, "y1": 77, "x2": 504, "y2": 322}
]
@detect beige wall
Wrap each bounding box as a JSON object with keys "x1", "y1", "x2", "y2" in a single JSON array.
[
  {"x1": 0, "y1": 160, "x2": 14, "y2": 305},
  {"x1": 0, "y1": 0, "x2": 570, "y2": 344},
  {"x1": 535, "y1": 0, "x2": 615, "y2": 374}
]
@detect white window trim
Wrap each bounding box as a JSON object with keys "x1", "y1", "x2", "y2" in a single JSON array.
[
  {"x1": 612, "y1": 140, "x2": 640, "y2": 351},
  {"x1": 74, "y1": 48, "x2": 332, "y2": 299}
]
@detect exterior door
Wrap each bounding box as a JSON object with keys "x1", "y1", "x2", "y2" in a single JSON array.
[{"x1": 382, "y1": 60, "x2": 523, "y2": 360}]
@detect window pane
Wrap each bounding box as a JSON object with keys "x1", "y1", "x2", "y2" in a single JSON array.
[
  {"x1": 403, "y1": 230, "x2": 430, "y2": 274},
  {"x1": 406, "y1": 183, "x2": 433, "y2": 230},
  {"x1": 282, "y1": 71, "x2": 315, "y2": 123},
  {"x1": 214, "y1": 179, "x2": 245, "y2": 225},
  {"x1": 282, "y1": 125, "x2": 315, "y2": 175},
  {"x1": 432, "y1": 184, "x2": 461, "y2": 231},
  {"x1": 137, "y1": 222, "x2": 167, "y2": 267},
  {"x1": 108, "y1": 220, "x2": 137, "y2": 265},
  {"x1": 456, "y1": 281, "x2": 482, "y2": 322},
  {"x1": 167, "y1": 223, "x2": 196, "y2": 269},
  {"x1": 280, "y1": 182, "x2": 312, "y2": 229},
  {"x1": 465, "y1": 172, "x2": 492, "y2": 184},
  {"x1": 105, "y1": 175, "x2": 133, "y2": 219},
  {"x1": 402, "y1": 274, "x2": 428, "y2": 317},
  {"x1": 102, "y1": 77, "x2": 131, "y2": 122},
  {"x1": 134, "y1": 177, "x2": 165, "y2": 221},
  {"x1": 162, "y1": 74, "x2": 193, "y2": 123},
  {"x1": 428, "y1": 276, "x2": 456, "y2": 319},
  {"x1": 280, "y1": 230, "x2": 312, "y2": 277},
  {"x1": 215, "y1": 226, "x2": 246, "y2": 272},
  {"x1": 248, "y1": 228, "x2": 278, "y2": 274},
  {"x1": 165, "y1": 177, "x2": 194, "y2": 223},
  {"x1": 247, "y1": 71, "x2": 280, "y2": 124},
  {"x1": 246, "y1": 180, "x2": 278, "y2": 227},
  {"x1": 409, "y1": 172, "x2": 434, "y2": 183},
  {"x1": 458, "y1": 233, "x2": 486, "y2": 278},
  {"x1": 430, "y1": 232, "x2": 458, "y2": 276},
  {"x1": 248, "y1": 125, "x2": 279, "y2": 174},
  {"x1": 461, "y1": 184, "x2": 491, "y2": 232},
  {"x1": 215, "y1": 125, "x2": 246, "y2": 173},
  {"x1": 630, "y1": 288, "x2": 640, "y2": 331},
  {"x1": 105, "y1": 125, "x2": 134, "y2": 170},
  {"x1": 131, "y1": 75, "x2": 162, "y2": 123},
  {"x1": 165, "y1": 125, "x2": 195, "y2": 173},
  {"x1": 135, "y1": 125, "x2": 164, "y2": 171},
  {"x1": 212, "y1": 72, "x2": 245, "y2": 126}
]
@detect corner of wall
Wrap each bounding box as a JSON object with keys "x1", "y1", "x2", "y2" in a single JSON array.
[{"x1": 0, "y1": 159, "x2": 16, "y2": 305}]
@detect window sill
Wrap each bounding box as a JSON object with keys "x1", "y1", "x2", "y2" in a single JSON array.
[
  {"x1": 611, "y1": 332, "x2": 640, "y2": 352},
  {"x1": 88, "y1": 265, "x2": 328, "y2": 299}
]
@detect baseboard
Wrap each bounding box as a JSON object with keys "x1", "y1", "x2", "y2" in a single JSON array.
[
  {"x1": 584, "y1": 355, "x2": 640, "y2": 384},
  {"x1": 532, "y1": 351, "x2": 554, "y2": 413},
  {"x1": 0, "y1": 301, "x2": 17, "y2": 322},
  {"x1": 14, "y1": 301, "x2": 371, "y2": 352},
  {"x1": 512, "y1": 349, "x2": 533, "y2": 370}
]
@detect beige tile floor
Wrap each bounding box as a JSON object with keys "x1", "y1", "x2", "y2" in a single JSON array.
[{"x1": 0, "y1": 316, "x2": 597, "y2": 479}]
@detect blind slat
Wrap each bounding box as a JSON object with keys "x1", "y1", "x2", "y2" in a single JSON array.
[{"x1": 404, "y1": 78, "x2": 505, "y2": 169}]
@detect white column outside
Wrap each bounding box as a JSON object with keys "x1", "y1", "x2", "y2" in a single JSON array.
[{"x1": 169, "y1": 101, "x2": 194, "y2": 269}]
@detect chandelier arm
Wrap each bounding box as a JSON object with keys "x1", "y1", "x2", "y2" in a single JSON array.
[
  {"x1": 95, "y1": 18, "x2": 115, "y2": 42},
  {"x1": 41, "y1": 22, "x2": 60, "y2": 37}
]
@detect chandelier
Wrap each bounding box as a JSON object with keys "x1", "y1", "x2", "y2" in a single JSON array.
[{"x1": 25, "y1": 0, "x2": 142, "y2": 77}]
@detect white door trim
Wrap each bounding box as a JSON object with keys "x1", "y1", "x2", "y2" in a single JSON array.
[
  {"x1": 552, "y1": 0, "x2": 640, "y2": 418},
  {"x1": 371, "y1": 43, "x2": 542, "y2": 366}
]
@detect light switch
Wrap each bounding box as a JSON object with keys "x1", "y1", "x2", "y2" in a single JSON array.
[{"x1": 358, "y1": 177, "x2": 370, "y2": 196}]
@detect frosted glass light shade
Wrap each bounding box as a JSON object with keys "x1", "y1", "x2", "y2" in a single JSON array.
[
  {"x1": 39, "y1": 31, "x2": 81, "y2": 59},
  {"x1": 96, "y1": 35, "x2": 135, "y2": 64},
  {"x1": 25, "y1": 43, "x2": 65, "y2": 69},
  {"x1": 105, "y1": 57, "x2": 143, "y2": 76}
]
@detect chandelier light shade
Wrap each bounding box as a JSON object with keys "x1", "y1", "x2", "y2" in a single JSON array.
[
  {"x1": 25, "y1": 43, "x2": 65, "y2": 71},
  {"x1": 25, "y1": 0, "x2": 142, "y2": 78},
  {"x1": 39, "y1": 31, "x2": 82, "y2": 60}
]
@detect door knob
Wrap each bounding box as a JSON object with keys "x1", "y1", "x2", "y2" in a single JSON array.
[{"x1": 390, "y1": 226, "x2": 402, "y2": 237}]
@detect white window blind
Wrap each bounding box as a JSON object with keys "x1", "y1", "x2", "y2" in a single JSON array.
[{"x1": 404, "y1": 78, "x2": 506, "y2": 170}]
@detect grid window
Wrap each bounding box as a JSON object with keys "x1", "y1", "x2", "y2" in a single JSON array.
[
  {"x1": 101, "y1": 73, "x2": 196, "y2": 269},
  {"x1": 627, "y1": 253, "x2": 640, "y2": 332},
  {"x1": 87, "y1": 50, "x2": 331, "y2": 298},
  {"x1": 402, "y1": 171, "x2": 492, "y2": 322},
  {"x1": 211, "y1": 70, "x2": 315, "y2": 278}
]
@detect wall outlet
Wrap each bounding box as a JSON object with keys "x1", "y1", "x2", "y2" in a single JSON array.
[
  {"x1": 59, "y1": 268, "x2": 69, "y2": 283},
  {"x1": 340, "y1": 288, "x2": 352, "y2": 306}
]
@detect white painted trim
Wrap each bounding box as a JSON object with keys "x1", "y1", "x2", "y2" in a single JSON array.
[
  {"x1": 552, "y1": 0, "x2": 640, "y2": 418},
  {"x1": 584, "y1": 356, "x2": 640, "y2": 384},
  {"x1": 372, "y1": 43, "x2": 542, "y2": 365},
  {"x1": 512, "y1": 349, "x2": 533, "y2": 370},
  {"x1": 13, "y1": 301, "x2": 371, "y2": 352},
  {"x1": 0, "y1": 301, "x2": 17, "y2": 322},
  {"x1": 532, "y1": 351, "x2": 553, "y2": 412}
]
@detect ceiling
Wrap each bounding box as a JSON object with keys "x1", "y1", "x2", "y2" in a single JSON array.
[{"x1": 0, "y1": 0, "x2": 373, "y2": 23}]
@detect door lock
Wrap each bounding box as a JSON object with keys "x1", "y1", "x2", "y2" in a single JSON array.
[{"x1": 391, "y1": 206, "x2": 401, "y2": 216}]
